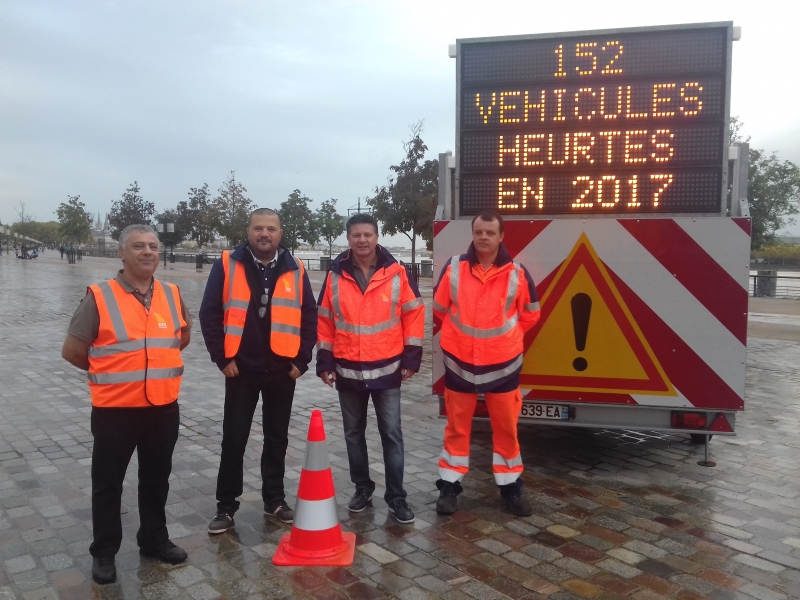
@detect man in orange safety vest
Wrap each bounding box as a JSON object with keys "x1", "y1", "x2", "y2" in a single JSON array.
[
  {"x1": 432, "y1": 210, "x2": 541, "y2": 516},
  {"x1": 61, "y1": 224, "x2": 192, "y2": 584}
]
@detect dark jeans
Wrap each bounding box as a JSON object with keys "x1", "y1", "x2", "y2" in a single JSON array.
[
  {"x1": 338, "y1": 387, "x2": 406, "y2": 503},
  {"x1": 216, "y1": 369, "x2": 296, "y2": 514},
  {"x1": 89, "y1": 403, "x2": 180, "y2": 558}
]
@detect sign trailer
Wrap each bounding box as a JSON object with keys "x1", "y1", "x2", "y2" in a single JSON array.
[{"x1": 434, "y1": 23, "x2": 749, "y2": 458}]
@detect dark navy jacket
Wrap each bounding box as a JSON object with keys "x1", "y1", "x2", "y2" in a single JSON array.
[
  {"x1": 199, "y1": 242, "x2": 317, "y2": 374},
  {"x1": 315, "y1": 246, "x2": 423, "y2": 391}
]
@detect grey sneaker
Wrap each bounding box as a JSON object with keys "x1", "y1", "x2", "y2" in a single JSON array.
[
  {"x1": 207, "y1": 512, "x2": 234, "y2": 534},
  {"x1": 388, "y1": 498, "x2": 415, "y2": 524},
  {"x1": 348, "y1": 489, "x2": 372, "y2": 513},
  {"x1": 265, "y1": 501, "x2": 294, "y2": 523}
]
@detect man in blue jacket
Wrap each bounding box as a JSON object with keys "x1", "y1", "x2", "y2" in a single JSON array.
[{"x1": 199, "y1": 208, "x2": 317, "y2": 534}]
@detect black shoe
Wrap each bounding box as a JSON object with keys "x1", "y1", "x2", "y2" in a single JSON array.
[
  {"x1": 436, "y1": 483, "x2": 459, "y2": 515},
  {"x1": 91, "y1": 556, "x2": 116, "y2": 584},
  {"x1": 139, "y1": 540, "x2": 188, "y2": 564},
  {"x1": 207, "y1": 511, "x2": 235, "y2": 534},
  {"x1": 504, "y1": 493, "x2": 533, "y2": 516},
  {"x1": 388, "y1": 498, "x2": 415, "y2": 524},
  {"x1": 348, "y1": 489, "x2": 372, "y2": 513},
  {"x1": 265, "y1": 501, "x2": 294, "y2": 523}
]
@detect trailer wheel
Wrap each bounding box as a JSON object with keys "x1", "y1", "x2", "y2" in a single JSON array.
[{"x1": 690, "y1": 434, "x2": 713, "y2": 444}]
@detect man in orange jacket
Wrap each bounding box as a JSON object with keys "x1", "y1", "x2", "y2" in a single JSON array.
[
  {"x1": 61, "y1": 224, "x2": 192, "y2": 584},
  {"x1": 317, "y1": 214, "x2": 424, "y2": 524},
  {"x1": 432, "y1": 210, "x2": 540, "y2": 516}
]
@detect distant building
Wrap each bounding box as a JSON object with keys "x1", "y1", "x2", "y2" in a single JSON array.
[{"x1": 91, "y1": 212, "x2": 115, "y2": 248}]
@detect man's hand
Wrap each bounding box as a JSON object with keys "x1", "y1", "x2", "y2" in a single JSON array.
[
  {"x1": 401, "y1": 368, "x2": 416, "y2": 381},
  {"x1": 221, "y1": 359, "x2": 239, "y2": 378},
  {"x1": 288, "y1": 363, "x2": 302, "y2": 380},
  {"x1": 319, "y1": 371, "x2": 336, "y2": 387}
]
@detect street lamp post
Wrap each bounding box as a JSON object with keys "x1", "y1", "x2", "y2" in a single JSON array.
[{"x1": 155, "y1": 223, "x2": 174, "y2": 268}]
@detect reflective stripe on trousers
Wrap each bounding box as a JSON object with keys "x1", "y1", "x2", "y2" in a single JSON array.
[{"x1": 441, "y1": 388, "x2": 524, "y2": 486}]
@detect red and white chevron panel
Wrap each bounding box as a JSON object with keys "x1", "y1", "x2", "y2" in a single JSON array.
[{"x1": 432, "y1": 217, "x2": 750, "y2": 411}]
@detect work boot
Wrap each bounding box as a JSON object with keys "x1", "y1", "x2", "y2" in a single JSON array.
[
  {"x1": 436, "y1": 481, "x2": 460, "y2": 515},
  {"x1": 139, "y1": 540, "x2": 188, "y2": 564},
  {"x1": 91, "y1": 557, "x2": 116, "y2": 584},
  {"x1": 503, "y1": 493, "x2": 533, "y2": 516}
]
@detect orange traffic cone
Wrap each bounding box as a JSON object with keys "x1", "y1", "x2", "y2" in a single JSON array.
[{"x1": 272, "y1": 410, "x2": 356, "y2": 566}]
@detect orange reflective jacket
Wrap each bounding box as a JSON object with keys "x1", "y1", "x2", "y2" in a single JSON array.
[
  {"x1": 88, "y1": 279, "x2": 185, "y2": 408},
  {"x1": 317, "y1": 258, "x2": 424, "y2": 385},
  {"x1": 221, "y1": 250, "x2": 304, "y2": 359},
  {"x1": 433, "y1": 250, "x2": 540, "y2": 389}
]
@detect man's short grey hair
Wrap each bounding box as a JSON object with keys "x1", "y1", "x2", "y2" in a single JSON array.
[{"x1": 119, "y1": 224, "x2": 158, "y2": 248}]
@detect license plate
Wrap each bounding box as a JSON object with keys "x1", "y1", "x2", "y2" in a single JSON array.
[{"x1": 520, "y1": 403, "x2": 570, "y2": 420}]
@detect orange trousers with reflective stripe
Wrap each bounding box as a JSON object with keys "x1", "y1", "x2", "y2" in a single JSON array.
[{"x1": 439, "y1": 388, "x2": 524, "y2": 486}]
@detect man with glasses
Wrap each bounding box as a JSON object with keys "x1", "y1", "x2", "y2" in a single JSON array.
[{"x1": 199, "y1": 208, "x2": 317, "y2": 533}]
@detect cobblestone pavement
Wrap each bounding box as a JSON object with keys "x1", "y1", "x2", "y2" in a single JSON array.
[{"x1": 1, "y1": 252, "x2": 799, "y2": 600}]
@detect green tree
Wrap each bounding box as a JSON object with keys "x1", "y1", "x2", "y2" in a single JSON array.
[
  {"x1": 279, "y1": 189, "x2": 316, "y2": 255},
  {"x1": 56, "y1": 195, "x2": 93, "y2": 244},
  {"x1": 154, "y1": 209, "x2": 188, "y2": 251},
  {"x1": 316, "y1": 198, "x2": 345, "y2": 257},
  {"x1": 108, "y1": 182, "x2": 155, "y2": 240},
  {"x1": 177, "y1": 183, "x2": 216, "y2": 249},
  {"x1": 749, "y1": 150, "x2": 800, "y2": 249},
  {"x1": 367, "y1": 121, "x2": 439, "y2": 264},
  {"x1": 32, "y1": 222, "x2": 62, "y2": 247},
  {"x1": 213, "y1": 171, "x2": 253, "y2": 247}
]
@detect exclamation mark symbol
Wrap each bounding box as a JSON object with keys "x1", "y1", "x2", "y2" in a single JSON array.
[{"x1": 571, "y1": 293, "x2": 592, "y2": 372}]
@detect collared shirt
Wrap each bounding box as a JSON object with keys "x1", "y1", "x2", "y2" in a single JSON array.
[
  {"x1": 352, "y1": 263, "x2": 376, "y2": 294},
  {"x1": 249, "y1": 246, "x2": 281, "y2": 296},
  {"x1": 67, "y1": 270, "x2": 192, "y2": 343}
]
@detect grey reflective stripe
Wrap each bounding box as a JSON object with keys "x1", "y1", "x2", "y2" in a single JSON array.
[
  {"x1": 223, "y1": 325, "x2": 243, "y2": 336},
  {"x1": 526, "y1": 301, "x2": 541, "y2": 312},
  {"x1": 449, "y1": 256, "x2": 460, "y2": 313},
  {"x1": 272, "y1": 297, "x2": 298, "y2": 308},
  {"x1": 223, "y1": 298, "x2": 249, "y2": 311},
  {"x1": 432, "y1": 300, "x2": 447, "y2": 313},
  {"x1": 494, "y1": 471, "x2": 521, "y2": 485},
  {"x1": 505, "y1": 263, "x2": 520, "y2": 315},
  {"x1": 293, "y1": 498, "x2": 339, "y2": 531},
  {"x1": 439, "y1": 466, "x2": 466, "y2": 483},
  {"x1": 87, "y1": 366, "x2": 184, "y2": 385},
  {"x1": 440, "y1": 449, "x2": 470, "y2": 467},
  {"x1": 443, "y1": 354, "x2": 522, "y2": 385},
  {"x1": 450, "y1": 313, "x2": 519, "y2": 338},
  {"x1": 390, "y1": 273, "x2": 400, "y2": 317},
  {"x1": 401, "y1": 297, "x2": 424, "y2": 312},
  {"x1": 272, "y1": 322, "x2": 301, "y2": 335},
  {"x1": 492, "y1": 452, "x2": 523, "y2": 468},
  {"x1": 330, "y1": 273, "x2": 342, "y2": 317},
  {"x1": 226, "y1": 253, "x2": 238, "y2": 312},
  {"x1": 303, "y1": 440, "x2": 331, "y2": 471},
  {"x1": 318, "y1": 306, "x2": 333, "y2": 319},
  {"x1": 404, "y1": 337, "x2": 423, "y2": 347},
  {"x1": 88, "y1": 338, "x2": 180, "y2": 357},
  {"x1": 162, "y1": 283, "x2": 182, "y2": 335},
  {"x1": 336, "y1": 317, "x2": 401, "y2": 335},
  {"x1": 335, "y1": 360, "x2": 400, "y2": 380},
  {"x1": 316, "y1": 341, "x2": 333, "y2": 351},
  {"x1": 96, "y1": 281, "x2": 130, "y2": 342}
]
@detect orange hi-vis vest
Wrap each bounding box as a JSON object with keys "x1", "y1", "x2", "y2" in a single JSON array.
[
  {"x1": 317, "y1": 261, "x2": 424, "y2": 381},
  {"x1": 221, "y1": 250, "x2": 304, "y2": 359},
  {"x1": 87, "y1": 279, "x2": 185, "y2": 408},
  {"x1": 433, "y1": 255, "x2": 540, "y2": 387}
]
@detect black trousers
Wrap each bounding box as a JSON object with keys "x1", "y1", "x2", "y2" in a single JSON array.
[
  {"x1": 89, "y1": 402, "x2": 180, "y2": 558},
  {"x1": 216, "y1": 369, "x2": 296, "y2": 514}
]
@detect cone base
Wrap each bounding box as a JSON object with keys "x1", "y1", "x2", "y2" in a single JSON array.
[{"x1": 272, "y1": 531, "x2": 356, "y2": 566}]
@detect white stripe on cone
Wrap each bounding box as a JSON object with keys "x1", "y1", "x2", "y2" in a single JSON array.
[
  {"x1": 303, "y1": 440, "x2": 330, "y2": 471},
  {"x1": 293, "y1": 497, "x2": 340, "y2": 531}
]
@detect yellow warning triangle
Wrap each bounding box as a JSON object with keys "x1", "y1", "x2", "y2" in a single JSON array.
[{"x1": 521, "y1": 234, "x2": 674, "y2": 396}]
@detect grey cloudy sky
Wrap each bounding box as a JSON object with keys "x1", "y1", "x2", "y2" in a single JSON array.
[{"x1": 2, "y1": 0, "x2": 799, "y2": 242}]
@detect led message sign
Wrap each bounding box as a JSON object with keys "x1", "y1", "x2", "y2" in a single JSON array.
[{"x1": 456, "y1": 24, "x2": 732, "y2": 215}]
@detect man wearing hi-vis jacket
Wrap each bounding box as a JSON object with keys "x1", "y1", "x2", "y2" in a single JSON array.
[
  {"x1": 316, "y1": 213, "x2": 424, "y2": 524},
  {"x1": 432, "y1": 209, "x2": 541, "y2": 516}
]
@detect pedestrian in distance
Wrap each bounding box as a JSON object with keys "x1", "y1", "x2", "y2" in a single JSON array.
[
  {"x1": 61, "y1": 224, "x2": 192, "y2": 584},
  {"x1": 316, "y1": 213, "x2": 424, "y2": 524},
  {"x1": 432, "y1": 209, "x2": 541, "y2": 517},
  {"x1": 199, "y1": 208, "x2": 317, "y2": 534},
  {"x1": 60, "y1": 245, "x2": 64, "y2": 259}
]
